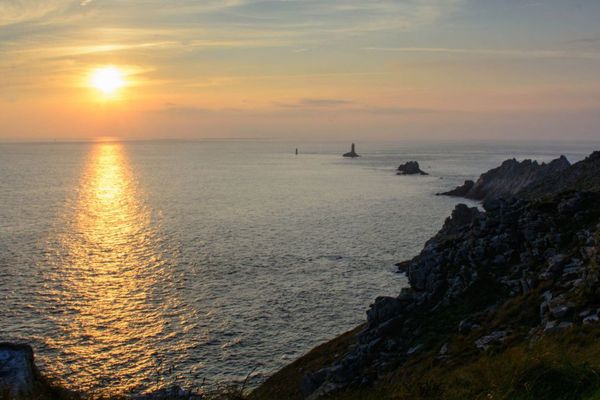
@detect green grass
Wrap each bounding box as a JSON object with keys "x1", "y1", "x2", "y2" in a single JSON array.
[{"x1": 251, "y1": 324, "x2": 600, "y2": 400}]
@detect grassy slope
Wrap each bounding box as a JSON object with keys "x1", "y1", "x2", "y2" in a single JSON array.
[
  {"x1": 250, "y1": 326, "x2": 363, "y2": 400},
  {"x1": 251, "y1": 324, "x2": 600, "y2": 400}
]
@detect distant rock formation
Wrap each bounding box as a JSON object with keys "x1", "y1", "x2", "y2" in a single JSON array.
[
  {"x1": 343, "y1": 143, "x2": 360, "y2": 158},
  {"x1": 440, "y1": 155, "x2": 571, "y2": 201},
  {"x1": 397, "y1": 161, "x2": 428, "y2": 176},
  {"x1": 520, "y1": 151, "x2": 600, "y2": 199}
]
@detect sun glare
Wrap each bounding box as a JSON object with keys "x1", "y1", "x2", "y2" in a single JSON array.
[{"x1": 90, "y1": 67, "x2": 125, "y2": 95}]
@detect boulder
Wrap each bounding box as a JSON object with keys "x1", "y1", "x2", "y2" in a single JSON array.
[
  {"x1": 475, "y1": 331, "x2": 507, "y2": 350},
  {"x1": 0, "y1": 343, "x2": 38, "y2": 399}
]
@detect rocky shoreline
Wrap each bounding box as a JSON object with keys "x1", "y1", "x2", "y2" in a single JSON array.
[
  {"x1": 300, "y1": 189, "x2": 600, "y2": 397},
  {"x1": 255, "y1": 150, "x2": 600, "y2": 399}
]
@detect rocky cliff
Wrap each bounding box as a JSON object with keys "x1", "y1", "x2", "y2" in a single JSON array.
[
  {"x1": 519, "y1": 151, "x2": 600, "y2": 199},
  {"x1": 299, "y1": 190, "x2": 600, "y2": 398},
  {"x1": 254, "y1": 149, "x2": 600, "y2": 400},
  {"x1": 440, "y1": 155, "x2": 571, "y2": 201}
]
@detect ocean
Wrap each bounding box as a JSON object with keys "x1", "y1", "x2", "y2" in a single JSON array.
[{"x1": 0, "y1": 140, "x2": 594, "y2": 395}]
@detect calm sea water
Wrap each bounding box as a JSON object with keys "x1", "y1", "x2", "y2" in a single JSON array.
[{"x1": 0, "y1": 140, "x2": 594, "y2": 395}]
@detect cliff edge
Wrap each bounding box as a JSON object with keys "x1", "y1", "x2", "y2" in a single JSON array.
[
  {"x1": 253, "y1": 150, "x2": 600, "y2": 400},
  {"x1": 440, "y1": 155, "x2": 571, "y2": 201}
]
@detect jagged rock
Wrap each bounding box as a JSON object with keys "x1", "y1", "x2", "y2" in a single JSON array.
[
  {"x1": 441, "y1": 180, "x2": 474, "y2": 197},
  {"x1": 544, "y1": 321, "x2": 574, "y2": 332},
  {"x1": 475, "y1": 331, "x2": 507, "y2": 350},
  {"x1": 439, "y1": 343, "x2": 449, "y2": 356},
  {"x1": 306, "y1": 382, "x2": 345, "y2": 400},
  {"x1": 522, "y1": 151, "x2": 600, "y2": 198},
  {"x1": 366, "y1": 297, "x2": 405, "y2": 326},
  {"x1": 406, "y1": 344, "x2": 423, "y2": 355},
  {"x1": 440, "y1": 155, "x2": 571, "y2": 201},
  {"x1": 343, "y1": 143, "x2": 360, "y2": 158},
  {"x1": 396, "y1": 161, "x2": 428, "y2": 176},
  {"x1": 458, "y1": 320, "x2": 481, "y2": 334},
  {"x1": 549, "y1": 304, "x2": 570, "y2": 319},
  {"x1": 300, "y1": 369, "x2": 329, "y2": 396},
  {"x1": 299, "y1": 151, "x2": 600, "y2": 398},
  {"x1": 0, "y1": 343, "x2": 38, "y2": 399},
  {"x1": 133, "y1": 385, "x2": 203, "y2": 399},
  {"x1": 395, "y1": 260, "x2": 410, "y2": 273},
  {"x1": 548, "y1": 254, "x2": 568, "y2": 272}
]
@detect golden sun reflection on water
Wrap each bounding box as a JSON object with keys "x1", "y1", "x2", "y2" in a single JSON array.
[{"x1": 43, "y1": 143, "x2": 194, "y2": 394}]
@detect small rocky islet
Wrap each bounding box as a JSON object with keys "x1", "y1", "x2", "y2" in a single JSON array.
[
  {"x1": 6, "y1": 151, "x2": 600, "y2": 400},
  {"x1": 396, "y1": 161, "x2": 428, "y2": 176}
]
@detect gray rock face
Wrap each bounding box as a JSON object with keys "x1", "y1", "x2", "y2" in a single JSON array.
[
  {"x1": 396, "y1": 161, "x2": 428, "y2": 176},
  {"x1": 300, "y1": 187, "x2": 600, "y2": 398},
  {"x1": 0, "y1": 343, "x2": 38, "y2": 399},
  {"x1": 300, "y1": 151, "x2": 600, "y2": 399},
  {"x1": 475, "y1": 331, "x2": 507, "y2": 350},
  {"x1": 520, "y1": 151, "x2": 600, "y2": 198},
  {"x1": 440, "y1": 155, "x2": 571, "y2": 201}
]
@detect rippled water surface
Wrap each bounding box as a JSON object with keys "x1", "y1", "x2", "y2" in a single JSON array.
[{"x1": 0, "y1": 140, "x2": 594, "y2": 394}]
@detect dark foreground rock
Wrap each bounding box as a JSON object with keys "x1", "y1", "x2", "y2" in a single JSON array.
[
  {"x1": 396, "y1": 161, "x2": 428, "y2": 176},
  {"x1": 440, "y1": 155, "x2": 570, "y2": 201},
  {"x1": 342, "y1": 143, "x2": 360, "y2": 158},
  {"x1": 0, "y1": 343, "x2": 37, "y2": 399}
]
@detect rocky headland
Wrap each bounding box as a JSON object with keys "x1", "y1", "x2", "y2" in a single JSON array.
[
  {"x1": 396, "y1": 161, "x2": 428, "y2": 176},
  {"x1": 252, "y1": 150, "x2": 600, "y2": 400},
  {"x1": 440, "y1": 155, "x2": 571, "y2": 201}
]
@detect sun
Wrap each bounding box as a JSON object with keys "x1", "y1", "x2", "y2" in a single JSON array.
[{"x1": 90, "y1": 67, "x2": 125, "y2": 95}]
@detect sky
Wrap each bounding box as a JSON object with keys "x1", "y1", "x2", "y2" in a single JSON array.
[{"x1": 1, "y1": 0, "x2": 600, "y2": 141}]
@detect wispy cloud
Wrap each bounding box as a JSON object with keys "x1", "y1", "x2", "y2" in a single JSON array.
[
  {"x1": 275, "y1": 98, "x2": 354, "y2": 108},
  {"x1": 364, "y1": 47, "x2": 600, "y2": 60}
]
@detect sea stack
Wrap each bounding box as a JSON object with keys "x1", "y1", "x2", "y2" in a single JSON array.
[
  {"x1": 343, "y1": 143, "x2": 360, "y2": 158},
  {"x1": 397, "y1": 161, "x2": 428, "y2": 175}
]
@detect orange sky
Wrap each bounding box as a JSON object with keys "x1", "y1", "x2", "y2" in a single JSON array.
[{"x1": 2, "y1": 1, "x2": 600, "y2": 141}]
